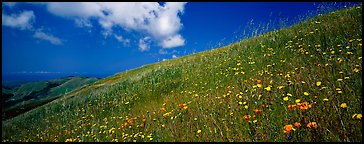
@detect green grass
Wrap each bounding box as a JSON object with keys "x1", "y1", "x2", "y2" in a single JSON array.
[{"x1": 2, "y1": 5, "x2": 362, "y2": 142}]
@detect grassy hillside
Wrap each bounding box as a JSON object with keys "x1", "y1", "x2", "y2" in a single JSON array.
[
  {"x1": 2, "y1": 5, "x2": 362, "y2": 142},
  {"x1": 2, "y1": 76, "x2": 98, "y2": 120}
]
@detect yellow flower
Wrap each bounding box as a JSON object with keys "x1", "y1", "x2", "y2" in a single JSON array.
[
  {"x1": 323, "y1": 98, "x2": 329, "y2": 101},
  {"x1": 194, "y1": 118, "x2": 198, "y2": 121},
  {"x1": 304, "y1": 92, "x2": 309, "y2": 96},
  {"x1": 257, "y1": 84, "x2": 262, "y2": 88},
  {"x1": 283, "y1": 97, "x2": 289, "y2": 101},
  {"x1": 253, "y1": 120, "x2": 258, "y2": 123},
  {"x1": 340, "y1": 103, "x2": 347, "y2": 108},
  {"x1": 197, "y1": 130, "x2": 202, "y2": 134},
  {"x1": 244, "y1": 105, "x2": 249, "y2": 109},
  {"x1": 295, "y1": 99, "x2": 301, "y2": 103},
  {"x1": 287, "y1": 93, "x2": 292, "y2": 97},
  {"x1": 354, "y1": 68, "x2": 360, "y2": 73},
  {"x1": 238, "y1": 102, "x2": 243, "y2": 105},
  {"x1": 277, "y1": 86, "x2": 285, "y2": 89},
  {"x1": 264, "y1": 86, "x2": 271, "y2": 91},
  {"x1": 316, "y1": 81, "x2": 321, "y2": 86},
  {"x1": 357, "y1": 114, "x2": 362, "y2": 119}
]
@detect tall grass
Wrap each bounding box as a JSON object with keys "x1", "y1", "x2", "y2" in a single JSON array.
[{"x1": 2, "y1": 4, "x2": 362, "y2": 142}]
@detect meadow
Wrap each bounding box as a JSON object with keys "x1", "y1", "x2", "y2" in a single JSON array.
[{"x1": 2, "y1": 4, "x2": 362, "y2": 142}]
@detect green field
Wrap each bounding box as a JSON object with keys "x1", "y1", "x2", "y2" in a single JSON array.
[{"x1": 2, "y1": 5, "x2": 362, "y2": 142}]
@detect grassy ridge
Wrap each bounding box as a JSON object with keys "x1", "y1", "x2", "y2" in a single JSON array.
[
  {"x1": 2, "y1": 76, "x2": 98, "y2": 120},
  {"x1": 2, "y1": 5, "x2": 362, "y2": 142}
]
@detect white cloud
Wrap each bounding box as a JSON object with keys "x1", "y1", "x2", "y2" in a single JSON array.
[
  {"x1": 114, "y1": 34, "x2": 130, "y2": 46},
  {"x1": 33, "y1": 30, "x2": 63, "y2": 45},
  {"x1": 172, "y1": 54, "x2": 177, "y2": 58},
  {"x1": 2, "y1": 10, "x2": 35, "y2": 30},
  {"x1": 138, "y1": 37, "x2": 151, "y2": 52},
  {"x1": 161, "y1": 34, "x2": 185, "y2": 48},
  {"x1": 3, "y1": 2, "x2": 17, "y2": 8},
  {"x1": 44, "y1": 2, "x2": 103, "y2": 18},
  {"x1": 34, "y1": 2, "x2": 187, "y2": 49},
  {"x1": 74, "y1": 18, "x2": 92, "y2": 28}
]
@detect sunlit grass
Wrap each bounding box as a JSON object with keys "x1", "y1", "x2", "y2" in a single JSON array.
[{"x1": 2, "y1": 4, "x2": 362, "y2": 142}]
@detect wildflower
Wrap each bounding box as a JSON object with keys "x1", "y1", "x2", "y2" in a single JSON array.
[
  {"x1": 243, "y1": 115, "x2": 251, "y2": 120},
  {"x1": 161, "y1": 108, "x2": 165, "y2": 113},
  {"x1": 304, "y1": 92, "x2": 309, "y2": 96},
  {"x1": 254, "y1": 108, "x2": 263, "y2": 114},
  {"x1": 264, "y1": 86, "x2": 271, "y2": 91},
  {"x1": 253, "y1": 120, "x2": 258, "y2": 123},
  {"x1": 355, "y1": 114, "x2": 363, "y2": 119},
  {"x1": 323, "y1": 98, "x2": 329, "y2": 101},
  {"x1": 238, "y1": 102, "x2": 243, "y2": 105},
  {"x1": 278, "y1": 86, "x2": 285, "y2": 89},
  {"x1": 197, "y1": 130, "x2": 202, "y2": 134},
  {"x1": 307, "y1": 122, "x2": 318, "y2": 129},
  {"x1": 295, "y1": 99, "x2": 301, "y2": 103},
  {"x1": 183, "y1": 106, "x2": 188, "y2": 110},
  {"x1": 354, "y1": 68, "x2": 360, "y2": 73},
  {"x1": 257, "y1": 80, "x2": 261, "y2": 83},
  {"x1": 194, "y1": 118, "x2": 198, "y2": 121},
  {"x1": 287, "y1": 135, "x2": 293, "y2": 141},
  {"x1": 287, "y1": 93, "x2": 293, "y2": 97},
  {"x1": 340, "y1": 103, "x2": 347, "y2": 108},
  {"x1": 257, "y1": 84, "x2": 262, "y2": 88},
  {"x1": 299, "y1": 102, "x2": 311, "y2": 110},
  {"x1": 283, "y1": 97, "x2": 289, "y2": 101},
  {"x1": 288, "y1": 104, "x2": 296, "y2": 111},
  {"x1": 244, "y1": 105, "x2": 249, "y2": 109},
  {"x1": 284, "y1": 124, "x2": 295, "y2": 133},
  {"x1": 316, "y1": 81, "x2": 321, "y2": 86},
  {"x1": 163, "y1": 112, "x2": 172, "y2": 118},
  {"x1": 294, "y1": 122, "x2": 301, "y2": 128}
]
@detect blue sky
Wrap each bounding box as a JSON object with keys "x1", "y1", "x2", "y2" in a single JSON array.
[{"x1": 2, "y1": 2, "x2": 360, "y2": 81}]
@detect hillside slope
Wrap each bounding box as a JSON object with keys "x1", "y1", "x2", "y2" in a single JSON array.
[
  {"x1": 2, "y1": 76, "x2": 99, "y2": 120},
  {"x1": 2, "y1": 5, "x2": 362, "y2": 142}
]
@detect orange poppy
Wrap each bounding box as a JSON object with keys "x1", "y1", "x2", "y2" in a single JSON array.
[
  {"x1": 243, "y1": 115, "x2": 251, "y2": 120},
  {"x1": 177, "y1": 104, "x2": 183, "y2": 109},
  {"x1": 284, "y1": 124, "x2": 294, "y2": 133},
  {"x1": 161, "y1": 108, "x2": 166, "y2": 113},
  {"x1": 299, "y1": 102, "x2": 311, "y2": 110},
  {"x1": 257, "y1": 80, "x2": 261, "y2": 84},
  {"x1": 288, "y1": 104, "x2": 296, "y2": 111},
  {"x1": 307, "y1": 122, "x2": 318, "y2": 129},
  {"x1": 254, "y1": 108, "x2": 263, "y2": 114},
  {"x1": 294, "y1": 122, "x2": 301, "y2": 128}
]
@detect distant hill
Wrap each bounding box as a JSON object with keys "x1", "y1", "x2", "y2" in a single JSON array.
[
  {"x1": 2, "y1": 76, "x2": 99, "y2": 120},
  {"x1": 2, "y1": 5, "x2": 362, "y2": 142}
]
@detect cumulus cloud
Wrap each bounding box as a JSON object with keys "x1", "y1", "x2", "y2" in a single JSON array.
[
  {"x1": 34, "y1": 2, "x2": 187, "y2": 49},
  {"x1": 2, "y1": 10, "x2": 35, "y2": 30},
  {"x1": 161, "y1": 34, "x2": 185, "y2": 48},
  {"x1": 172, "y1": 54, "x2": 177, "y2": 58},
  {"x1": 33, "y1": 30, "x2": 63, "y2": 45},
  {"x1": 138, "y1": 37, "x2": 151, "y2": 52}
]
